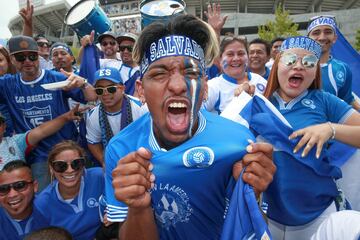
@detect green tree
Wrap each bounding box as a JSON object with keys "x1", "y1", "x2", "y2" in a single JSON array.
[
  {"x1": 258, "y1": 5, "x2": 299, "y2": 42},
  {"x1": 355, "y1": 28, "x2": 360, "y2": 51}
]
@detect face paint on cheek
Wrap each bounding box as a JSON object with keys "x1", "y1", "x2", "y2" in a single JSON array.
[
  {"x1": 222, "y1": 60, "x2": 228, "y2": 70},
  {"x1": 184, "y1": 58, "x2": 203, "y2": 137}
]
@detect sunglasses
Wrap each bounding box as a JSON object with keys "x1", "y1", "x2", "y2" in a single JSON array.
[
  {"x1": 14, "y1": 53, "x2": 39, "y2": 62},
  {"x1": 95, "y1": 86, "x2": 118, "y2": 96},
  {"x1": 119, "y1": 45, "x2": 133, "y2": 52},
  {"x1": 0, "y1": 181, "x2": 33, "y2": 196},
  {"x1": 310, "y1": 15, "x2": 336, "y2": 21},
  {"x1": 37, "y1": 42, "x2": 50, "y2": 48},
  {"x1": 51, "y1": 158, "x2": 85, "y2": 173},
  {"x1": 280, "y1": 53, "x2": 318, "y2": 69},
  {"x1": 101, "y1": 41, "x2": 116, "y2": 47}
]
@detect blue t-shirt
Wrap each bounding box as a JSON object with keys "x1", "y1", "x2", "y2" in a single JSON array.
[
  {"x1": 0, "y1": 70, "x2": 86, "y2": 164},
  {"x1": 0, "y1": 204, "x2": 48, "y2": 240},
  {"x1": 263, "y1": 89, "x2": 355, "y2": 225},
  {"x1": 34, "y1": 168, "x2": 104, "y2": 240},
  {"x1": 105, "y1": 110, "x2": 255, "y2": 239},
  {"x1": 321, "y1": 57, "x2": 354, "y2": 104}
]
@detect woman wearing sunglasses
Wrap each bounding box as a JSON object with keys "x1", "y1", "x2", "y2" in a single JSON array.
[
  {"x1": 35, "y1": 141, "x2": 104, "y2": 240},
  {"x1": 203, "y1": 36, "x2": 267, "y2": 114},
  {"x1": 259, "y1": 36, "x2": 360, "y2": 239}
]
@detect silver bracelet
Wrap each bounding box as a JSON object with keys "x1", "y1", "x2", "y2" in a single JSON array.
[{"x1": 327, "y1": 122, "x2": 336, "y2": 140}]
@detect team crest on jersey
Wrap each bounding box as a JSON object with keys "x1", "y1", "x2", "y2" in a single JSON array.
[
  {"x1": 21, "y1": 106, "x2": 52, "y2": 129},
  {"x1": 151, "y1": 183, "x2": 193, "y2": 229},
  {"x1": 182, "y1": 147, "x2": 215, "y2": 168},
  {"x1": 301, "y1": 99, "x2": 316, "y2": 109},
  {"x1": 87, "y1": 198, "x2": 99, "y2": 208},
  {"x1": 336, "y1": 71, "x2": 345, "y2": 83},
  {"x1": 256, "y1": 83, "x2": 265, "y2": 92}
]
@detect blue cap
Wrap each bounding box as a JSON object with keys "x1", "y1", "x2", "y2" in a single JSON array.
[
  {"x1": 94, "y1": 67, "x2": 123, "y2": 85},
  {"x1": 280, "y1": 36, "x2": 322, "y2": 59}
]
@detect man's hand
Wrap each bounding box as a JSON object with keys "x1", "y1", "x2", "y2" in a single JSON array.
[
  {"x1": 204, "y1": 3, "x2": 228, "y2": 34},
  {"x1": 233, "y1": 142, "x2": 276, "y2": 197},
  {"x1": 112, "y1": 147, "x2": 155, "y2": 208},
  {"x1": 80, "y1": 31, "x2": 95, "y2": 47},
  {"x1": 19, "y1": 0, "x2": 33, "y2": 26},
  {"x1": 60, "y1": 69, "x2": 88, "y2": 90}
]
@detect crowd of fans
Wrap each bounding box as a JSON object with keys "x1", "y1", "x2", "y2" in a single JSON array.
[{"x1": 0, "y1": 1, "x2": 360, "y2": 240}]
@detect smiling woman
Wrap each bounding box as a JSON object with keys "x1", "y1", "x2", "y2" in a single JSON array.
[
  {"x1": 34, "y1": 141, "x2": 104, "y2": 240},
  {"x1": 203, "y1": 36, "x2": 268, "y2": 114}
]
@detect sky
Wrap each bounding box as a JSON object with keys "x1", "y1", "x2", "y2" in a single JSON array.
[{"x1": 0, "y1": 1, "x2": 19, "y2": 39}]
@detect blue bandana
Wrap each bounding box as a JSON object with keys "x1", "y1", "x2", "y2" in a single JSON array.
[
  {"x1": 140, "y1": 35, "x2": 206, "y2": 77},
  {"x1": 307, "y1": 16, "x2": 337, "y2": 34},
  {"x1": 280, "y1": 36, "x2": 322, "y2": 59}
]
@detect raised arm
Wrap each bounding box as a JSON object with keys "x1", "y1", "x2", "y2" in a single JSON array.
[
  {"x1": 27, "y1": 104, "x2": 86, "y2": 146},
  {"x1": 112, "y1": 147, "x2": 158, "y2": 240},
  {"x1": 19, "y1": 0, "x2": 34, "y2": 37}
]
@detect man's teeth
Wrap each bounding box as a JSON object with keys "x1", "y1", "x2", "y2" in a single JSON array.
[
  {"x1": 169, "y1": 102, "x2": 186, "y2": 108},
  {"x1": 63, "y1": 175, "x2": 76, "y2": 180},
  {"x1": 9, "y1": 199, "x2": 21, "y2": 206}
]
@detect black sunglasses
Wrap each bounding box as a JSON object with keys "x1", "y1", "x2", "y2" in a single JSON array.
[
  {"x1": 0, "y1": 181, "x2": 33, "y2": 196},
  {"x1": 51, "y1": 158, "x2": 85, "y2": 173},
  {"x1": 95, "y1": 86, "x2": 117, "y2": 96},
  {"x1": 14, "y1": 53, "x2": 39, "y2": 62},
  {"x1": 37, "y1": 42, "x2": 50, "y2": 48},
  {"x1": 101, "y1": 41, "x2": 116, "y2": 47},
  {"x1": 119, "y1": 45, "x2": 133, "y2": 52}
]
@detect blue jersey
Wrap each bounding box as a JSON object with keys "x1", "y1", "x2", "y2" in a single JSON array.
[
  {"x1": 0, "y1": 70, "x2": 86, "y2": 164},
  {"x1": 0, "y1": 204, "x2": 48, "y2": 240},
  {"x1": 34, "y1": 168, "x2": 104, "y2": 240},
  {"x1": 263, "y1": 90, "x2": 355, "y2": 225},
  {"x1": 105, "y1": 110, "x2": 255, "y2": 240},
  {"x1": 321, "y1": 57, "x2": 354, "y2": 104}
]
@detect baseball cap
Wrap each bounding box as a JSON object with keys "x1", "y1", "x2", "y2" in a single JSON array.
[
  {"x1": 97, "y1": 31, "x2": 117, "y2": 44},
  {"x1": 7, "y1": 35, "x2": 39, "y2": 55},
  {"x1": 50, "y1": 42, "x2": 76, "y2": 64},
  {"x1": 116, "y1": 33, "x2": 138, "y2": 44},
  {"x1": 94, "y1": 67, "x2": 123, "y2": 85}
]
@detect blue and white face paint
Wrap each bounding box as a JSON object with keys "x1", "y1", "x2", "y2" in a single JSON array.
[
  {"x1": 307, "y1": 15, "x2": 337, "y2": 35},
  {"x1": 184, "y1": 58, "x2": 203, "y2": 137}
]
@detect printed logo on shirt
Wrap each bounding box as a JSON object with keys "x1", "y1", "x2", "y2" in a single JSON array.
[
  {"x1": 182, "y1": 147, "x2": 215, "y2": 168},
  {"x1": 21, "y1": 105, "x2": 52, "y2": 129},
  {"x1": 151, "y1": 183, "x2": 193, "y2": 229},
  {"x1": 336, "y1": 70, "x2": 345, "y2": 83},
  {"x1": 87, "y1": 198, "x2": 99, "y2": 208},
  {"x1": 256, "y1": 83, "x2": 265, "y2": 93},
  {"x1": 301, "y1": 99, "x2": 316, "y2": 109}
]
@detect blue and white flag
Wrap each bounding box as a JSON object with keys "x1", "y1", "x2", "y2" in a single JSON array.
[
  {"x1": 221, "y1": 170, "x2": 272, "y2": 240},
  {"x1": 79, "y1": 44, "x2": 100, "y2": 85}
]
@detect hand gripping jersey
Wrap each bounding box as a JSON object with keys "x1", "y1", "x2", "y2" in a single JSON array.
[
  {"x1": 34, "y1": 168, "x2": 104, "y2": 240},
  {"x1": 105, "y1": 110, "x2": 262, "y2": 240},
  {"x1": 0, "y1": 70, "x2": 86, "y2": 164},
  {"x1": 222, "y1": 91, "x2": 354, "y2": 225},
  {"x1": 0, "y1": 204, "x2": 48, "y2": 240},
  {"x1": 204, "y1": 73, "x2": 267, "y2": 114}
]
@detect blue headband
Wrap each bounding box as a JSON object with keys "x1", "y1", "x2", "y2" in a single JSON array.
[
  {"x1": 140, "y1": 35, "x2": 206, "y2": 77},
  {"x1": 307, "y1": 16, "x2": 337, "y2": 34},
  {"x1": 280, "y1": 36, "x2": 322, "y2": 59}
]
